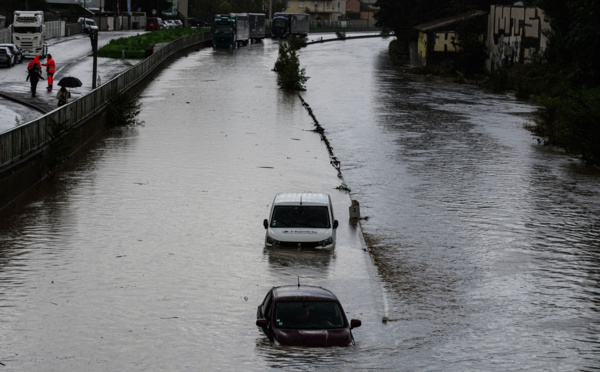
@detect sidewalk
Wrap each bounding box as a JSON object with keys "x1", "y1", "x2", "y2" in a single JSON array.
[
  {"x1": 0, "y1": 89, "x2": 58, "y2": 114},
  {"x1": 0, "y1": 56, "x2": 139, "y2": 120}
]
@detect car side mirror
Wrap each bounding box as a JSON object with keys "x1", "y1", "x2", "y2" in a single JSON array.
[
  {"x1": 333, "y1": 220, "x2": 339, "y2": 229},
  {"x1": 350, "y1": 319, "x2": 361, "y2": 329},
  {"x1": 263, "y1": 219, "x2": 268, "y2": 229},
  {"x1": 256, "y1": 318, "x2": 268, "y2": 327}
]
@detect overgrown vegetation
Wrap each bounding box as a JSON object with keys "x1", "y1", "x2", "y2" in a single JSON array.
[
  {"x1": 46, "y1": 118, "x2": 76, "y2": 175},
  {"x1": 97, "y1": 28, "x2": 203, "y2": 59},
  {"x1": 273, "y1": 39, "x2": 309, "y2": 91},
  {"x1": 106, "y1": 91, "x2": 145, "y2": 128},
  {"x1": 374, "y1": 0, "x2": 600, "y2": 164}
]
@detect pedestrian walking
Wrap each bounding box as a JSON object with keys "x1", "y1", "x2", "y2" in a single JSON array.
[
  {"x1": 56, "y1": 86, "x2": 71, "y2": 107},
  {"x1": 43, "y1": 54, "x2": 56, "y2": 91},
  {"x1": 26, "y1": 56, "x2": 44, "y2": 97}
]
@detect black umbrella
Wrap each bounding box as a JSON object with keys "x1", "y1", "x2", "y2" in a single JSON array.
[{"x1": 58, "y1": 76, "x2": 82, "y2": 88}]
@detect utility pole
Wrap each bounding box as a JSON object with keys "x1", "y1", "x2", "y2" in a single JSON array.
[
  {"x1": 269, "y1": 0, "x2": 272, "y2": 21},
  {"x1": 90, "y1": 29, "x2": 98, "y2": 89}
]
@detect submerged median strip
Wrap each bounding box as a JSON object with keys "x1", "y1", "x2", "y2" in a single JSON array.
[{"x1": 297, "y1": 93, "x2": 350, "y2": 192}]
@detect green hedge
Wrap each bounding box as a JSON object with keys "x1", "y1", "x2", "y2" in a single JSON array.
[{"x1": 97, "y1": 28, "x2": 206, "y2": 59}]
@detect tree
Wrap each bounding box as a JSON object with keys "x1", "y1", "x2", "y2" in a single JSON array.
[
  {"x1": 273, "y1": 41, "x2": 309, "y2": 91},
  {"x1": 536, "y1": 0, "x2": 600, "y2": 87}
]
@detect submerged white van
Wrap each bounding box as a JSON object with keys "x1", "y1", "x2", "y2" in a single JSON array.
[{"x1": 263, "y1": 192, "x2": 339, "y2": 249}]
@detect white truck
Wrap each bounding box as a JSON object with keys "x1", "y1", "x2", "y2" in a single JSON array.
[{"x1": 11, "y1": 10, "x2": 48, "y2": 58}]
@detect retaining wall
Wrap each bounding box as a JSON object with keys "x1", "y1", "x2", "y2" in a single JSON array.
[{"x1": 0, "y1": 32, "x2": 212, "y2": 209}]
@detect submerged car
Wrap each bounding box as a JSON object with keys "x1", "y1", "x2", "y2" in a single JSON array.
[
  {"x1": 263, "y1": 192, "x2": 338, "y2": 249},
  {"x1": 256, "y1": 285, "x2": 361, "y2": 347}
]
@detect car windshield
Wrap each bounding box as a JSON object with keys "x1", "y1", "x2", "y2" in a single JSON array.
[
  {"x1": 214, "y1": 27, "x2": 233, "y2": 33},
  {"x1": 273, "y1": 20, "x2": 286, "y2": 28},
  {"x1": 270, "y1": 206, "x2": 330, "y2": 228},
  {"x1": 274, "y1": 301, "x2": 345, "y2": 329}
]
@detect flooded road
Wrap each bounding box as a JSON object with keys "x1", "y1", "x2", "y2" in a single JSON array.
[{"x1": 1, "y1": 35, "x2": 599, "y2": 371}]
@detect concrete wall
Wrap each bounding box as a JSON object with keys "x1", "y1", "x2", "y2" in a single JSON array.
[
  {"x1": 487, "y1": 5, "x2": 550, "y2": 71},
  {"x1": 0, "y1": 32, "x2": 212, "y2": 210}
]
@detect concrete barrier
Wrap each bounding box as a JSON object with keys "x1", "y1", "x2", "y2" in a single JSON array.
[{"x1": 0, "y1": 32, "x2": 212, "y2": 209}]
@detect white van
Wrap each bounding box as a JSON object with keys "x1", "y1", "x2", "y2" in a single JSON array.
[
  {"x1": 263, "y1": 192, "x2": 339, "y2": 249},
  {"x1": 78, "y1": 17, "x2": 99, "y2": 33}
]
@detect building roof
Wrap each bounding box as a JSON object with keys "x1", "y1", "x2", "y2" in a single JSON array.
[{"x1": 415, "y1": 10, "x2": 487, "y2": 32}]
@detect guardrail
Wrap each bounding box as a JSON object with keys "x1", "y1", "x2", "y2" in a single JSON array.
[{"x1": 0, "y1": 32, "x2": 209, "y2": 169}]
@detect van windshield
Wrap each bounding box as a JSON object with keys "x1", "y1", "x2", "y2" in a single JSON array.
[{"x1": 270, "y1": 206, "x2": 330, "y2": 228}]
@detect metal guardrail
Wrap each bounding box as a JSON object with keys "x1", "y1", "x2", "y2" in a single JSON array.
[{"x1": 0, "y1": 32, "x2": 209, "y2": 169}]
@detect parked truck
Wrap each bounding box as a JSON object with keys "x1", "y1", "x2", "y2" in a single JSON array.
[
  {"x1": 212, "y1": 13, "x2": 250, "y2": 48},
  {"x1": 248, "y1": 13, "x2": 266, "y2": 43},
  {"x1": 11, "y1": 11, "x2": 48, "y2": 58},
  {"x1": 212, "y1": 14, "x2": 236, "y2": 48},
  {"x1": 231, "y1": 13, "x2": 249, "y2": 47},
  {"x1": 271, "y1": 13, "x2": 309, "y2": 39}
]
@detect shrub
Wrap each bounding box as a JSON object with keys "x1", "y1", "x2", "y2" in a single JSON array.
[
  {"x1": 106, "y1": 91, "x2": 144, "y2": 128},
  {"x1": 273, "y1": 42, "x2": 309, "y2": 91},
  {"x1": 97, "y1": 28, "x2": 203, "y2": 59},
  {"x1": 531, "y1": 89, "x2": 600, "y2": 163}
]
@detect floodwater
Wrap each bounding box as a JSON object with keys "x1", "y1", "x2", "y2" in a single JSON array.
[{"x1": 1, "y1": 35, "x2": 599, "y2": 371}]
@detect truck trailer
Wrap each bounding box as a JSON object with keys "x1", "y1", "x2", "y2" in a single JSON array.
[
  {"x1": 248, "y1": 13, "x2": 266, "y2": 43},
  {"x1": 11, "y1": 10, "x2": 48, "y2": 58},
  {"x1": 212, "y1": 13, "x2": 250, "y2": 48},
  {"x1": 271, "y1": 13, "x2": 309, "y2": 39},
  {"x1": 231, "y1": 13, "x2": 249, "y2": 47}
]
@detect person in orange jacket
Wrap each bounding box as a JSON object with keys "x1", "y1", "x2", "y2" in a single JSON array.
[
  {"x1": 26, "y1": 56, "x2": 44, "y2": 97},
  {"x1": 43, "y1": 54, "x2": 56, "y2": 91}
]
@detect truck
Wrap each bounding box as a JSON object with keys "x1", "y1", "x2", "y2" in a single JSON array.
[
  {"x1": 271, "y1": 13, "x2": 309, "y2": 39},
  {"x1": 11, "y1": 11, "x2": 48, "y2": 58},
  {"x1": 212, "y1": 13, "x2": 249, "y2": 49},
  {"x1": 231, "y1": 13, "x2": 249, "y2": 47},
  {"x1": 248, "y1": 13, "x2": 266, "y2": 43},
  {"x1": 212, "y1": 14, "x2": 236, "y2": 48}
]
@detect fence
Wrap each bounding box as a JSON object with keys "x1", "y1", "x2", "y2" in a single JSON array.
[
  {"x1": 0, "y1": 28, "x2": 10, "y2": 43},
  {"x1": 0, "y1": 32, "x2": 209, "y2": 169},
  {"x1": 309, "y1": 19, "x2": 379, "y2": 29},
  {"x1": 45, "y1": 20, "x2": 65, "y2": 39}
]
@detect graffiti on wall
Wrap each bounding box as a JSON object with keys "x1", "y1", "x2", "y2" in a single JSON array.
[
  {"x1": 487, "y1": 5, "x2": 550, "y2": 71},
  {"x1": 433, "y1": 32, "x2": 459, "y2": 52}
]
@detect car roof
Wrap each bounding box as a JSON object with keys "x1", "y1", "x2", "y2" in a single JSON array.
[
  {"x1": 272, "y1": 285, "x2": 339, "y2": 302},
  {"x1": 273, "y1": 192, "x2": 330, "y2": 207}
]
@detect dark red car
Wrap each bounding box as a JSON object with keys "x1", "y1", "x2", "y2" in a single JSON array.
[{"x1": 256, "y1": 285, "x2": 361, "y2": 347}]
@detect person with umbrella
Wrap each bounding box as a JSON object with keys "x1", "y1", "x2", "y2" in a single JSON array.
[
  {"x1": 56, "y1": 76, "x2": 81, "y2": 107},
  {"x1": 56, "y1": 86, "x2": 70, "y2": 107}
]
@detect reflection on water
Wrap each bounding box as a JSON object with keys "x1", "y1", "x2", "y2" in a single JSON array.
[
  {"x1": 264, "y1": 247, "x2": 335, "y2": 279},
  {"x1": 301, "y1": 37, "x2": 600, "y2": 370}
]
